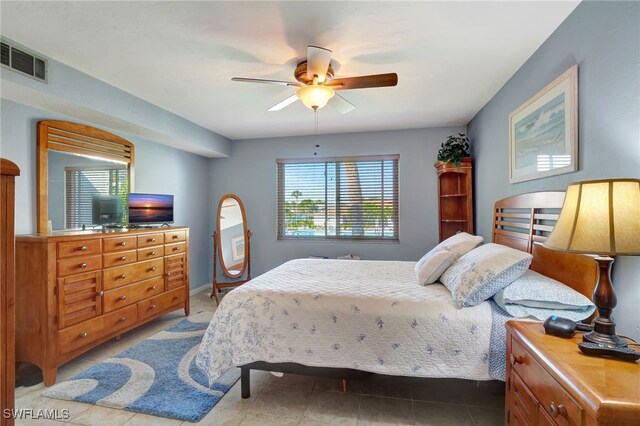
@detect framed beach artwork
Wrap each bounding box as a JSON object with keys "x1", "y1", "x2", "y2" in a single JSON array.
[
  {"x1": 509, "y1": 65, "x2": 578, "y2": 183},
  {"x1": 231, "y1": 235, "x2": 245, "y2": 262}
]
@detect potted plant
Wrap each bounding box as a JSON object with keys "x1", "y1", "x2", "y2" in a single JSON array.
[{"x1": 437, "y1": 133, "x2": 471, "y2": 167}]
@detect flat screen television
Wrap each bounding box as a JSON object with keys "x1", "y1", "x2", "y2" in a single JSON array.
[
  {"x1": 128, "y1": 193, "x2": 174, "y2": 225},
  {"x1": 92, "y1": 194, "x2": 124, "y2": 225}
]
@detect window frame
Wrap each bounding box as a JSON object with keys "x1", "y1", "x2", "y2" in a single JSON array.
[{"x1": 276, "y1": 154, "x2": 399, "y2": 242}]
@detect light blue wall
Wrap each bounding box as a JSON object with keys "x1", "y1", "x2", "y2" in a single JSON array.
[
  {"x1": 209, "y1": 126, "x2": 465, "y2": 278},
  {"x1": 467, "y1": 1, "x2": 640, "y2": 340},
  {"x1": 1, "y1": 99, "x2": 212, "y2": 288}
]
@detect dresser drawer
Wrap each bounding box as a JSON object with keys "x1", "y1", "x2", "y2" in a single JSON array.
[
  {"x1": 137, "y1": 287, "x2": 185, "y2": 321},
  {"x1": 57, "y1": 272, "x2": 102, "y2": 329},
  {"x1": 138, "y1": 233, "x2": 164, "y2": 247},
  {"x1": 58, "y1": 305, "x2": 137, "y2": 356},
  {"x1": 103, "y1": 250, "x2": 137, "y2": 268},
  {"x1": 165, "y1": 253, "x2": 186, "y2": 290},
  {"x1": 103, "y1": 236, "x2": 136, "y2": 252},
  {"x1": 137, "y1": 245, "x2": 164, "y2": 261},
  {"x1": 58, "y1": 255, "x2": 101, "y2": 277},
  {"x1": 58, "y1": 239, "x2": 101, "y2": 258},
  {"x1": 103, "y1": 258, "x2": 164, "y2": 290},
  {"x1": 165, "y1": 230, "x2": 186, "y2": 243},
  {"x1": 511, "y1": 370, "x2": 539, "y2": 426},
  {"x1": 165, "y1": 242, "x2": 186, "y2": 256},
  {"x1": 511, "y1": 338, "x2": 583, "y2": 426},
  {"x1": 103, "y1": 277, "x2": 164, "y2": 313}
]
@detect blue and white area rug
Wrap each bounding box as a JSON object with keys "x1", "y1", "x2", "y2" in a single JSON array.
[{"x1": 42, "y1": 313, "x2": 240, "y2": 422}]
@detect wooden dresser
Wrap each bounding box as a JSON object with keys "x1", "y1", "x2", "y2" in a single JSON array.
[
  {"x1": 506, "y1": 320, "x2": 640, "y2": 426},
  {"x1": 15, "y1": 227, "x2": 190, "y2": 386},
  {"x1": 1, "y1": 159, "x2": 19, "y2": 426}
]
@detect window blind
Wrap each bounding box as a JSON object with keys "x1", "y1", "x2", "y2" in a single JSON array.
[
  {"x1": 277, "y1": 155, "x2": 399, "y2": 241},
  {"x1": 65, "y1": 167, "x2": 128, "y2": 228}
]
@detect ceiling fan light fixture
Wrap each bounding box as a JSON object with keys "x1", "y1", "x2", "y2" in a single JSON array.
[{"x1": 296, "y1": 85, "x2": 335, "y2": 110}]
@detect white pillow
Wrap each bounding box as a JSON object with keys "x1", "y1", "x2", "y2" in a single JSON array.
[
  {"x1": 440, "y1": 243, "x2": 532, "y2": 308},
  {"x1": 415, "y1": 249, "x2": 457, "y2": 285},
  {"x1": 493, "y1": 270, "x2": 595, "y2": 321},
  {"x1": 432, "y1": 232, "x2": 483, "y2": 259}
]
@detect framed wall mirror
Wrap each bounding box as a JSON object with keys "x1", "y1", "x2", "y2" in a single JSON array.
[
  {"x1": 211, "y1": 194, "x2": 251, "y2": 304},
  {"x1": 37, "y1": 121, "x2": 135, "y2": 233}
]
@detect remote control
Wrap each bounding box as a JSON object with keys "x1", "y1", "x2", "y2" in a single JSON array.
[{"x1": 578, "y1": 342, "x2": 640, "y2": 361}]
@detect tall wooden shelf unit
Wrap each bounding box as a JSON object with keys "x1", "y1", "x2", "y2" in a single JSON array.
[{"x1": 435, "y1": 157, "x2": 474, "y2": 242}]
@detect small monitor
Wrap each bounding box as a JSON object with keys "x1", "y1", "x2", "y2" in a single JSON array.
[
  {"x1": 128, "y1": 193, "x2": 174, "y2": 225},
  {"x1": 91, "y1": 194, "x2": 124, "y2": 225}
]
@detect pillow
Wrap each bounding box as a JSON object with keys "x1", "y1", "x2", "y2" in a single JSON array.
[
  {"x1": 415, "y1": 249, "x2": 457, "y2": 285},
  {"x1": 493, "y1": 270, "x2": 595, "y2": 321},
  {"x1": 440, "y1": 243, "x2": 532, "y2": 308},
  {"x1": 432, "y1": 232, "x2": 483, "y2": 259}
]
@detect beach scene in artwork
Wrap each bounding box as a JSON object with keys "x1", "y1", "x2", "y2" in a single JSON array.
[{"x1": 514, "y1": 93, "x2": 566, "y2": 170}]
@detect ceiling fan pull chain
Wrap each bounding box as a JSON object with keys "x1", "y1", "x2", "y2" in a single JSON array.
[{"x1": 314, "y1": 108, "x2": 318, "y2": 135}]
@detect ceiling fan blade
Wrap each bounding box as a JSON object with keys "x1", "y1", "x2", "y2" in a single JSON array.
[
  {"x1": 307, "y1": 45, "x2": 333, "y2": 83},
  {"x1": 231, "y1": 77, "x2": 300, "y2": 87},
  {"x1": 267, "y1": 94, "x2": 299, "y2": 112},
  {"x1": 328, "y1": 73, "x2": 398, "y2": 90},
  {"x1": 330, "y1": 93, "x2": 356, "y2": 114}
]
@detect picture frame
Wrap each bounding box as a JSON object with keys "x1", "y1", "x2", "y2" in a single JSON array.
[
  {"x1": 231, "y1": 235, "x2": 245, "y2": 262},
  {"x1": 509, "y1": 65, "x2": 578, "y2": 183}
]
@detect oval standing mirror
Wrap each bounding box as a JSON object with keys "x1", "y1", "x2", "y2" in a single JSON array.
[{"x1": 217, "y1": 194, "x2": 248, "y2": 278}]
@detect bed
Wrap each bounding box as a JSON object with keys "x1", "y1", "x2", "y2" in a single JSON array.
[{"x1": 195, "y1": 191, "x2": 597, "y2": 398}]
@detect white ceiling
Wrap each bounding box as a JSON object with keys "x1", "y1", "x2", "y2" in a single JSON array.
[{"x1": 1, "y1": 1, "x2": 579, "y2": 140}]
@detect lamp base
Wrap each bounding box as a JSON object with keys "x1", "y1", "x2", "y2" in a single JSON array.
[{"x1": 583, "y1": 331, "x2": 628, "y2": 347}]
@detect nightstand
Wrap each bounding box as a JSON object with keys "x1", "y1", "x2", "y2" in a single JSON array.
[{"x1": 505, "y1": 320, "x2": 640, "y2": 426}]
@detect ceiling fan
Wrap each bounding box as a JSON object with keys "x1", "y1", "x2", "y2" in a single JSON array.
[{"x1": 231, "y1": 45, "x2": 398, "y2": 113}]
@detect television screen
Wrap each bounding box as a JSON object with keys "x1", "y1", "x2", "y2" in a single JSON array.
[
  {"x1": 92, "y1": 194, "x2": 124, "y2": 225},
  {"x1": 128, "y1": 193, "x2": 174, "y2": 224}
]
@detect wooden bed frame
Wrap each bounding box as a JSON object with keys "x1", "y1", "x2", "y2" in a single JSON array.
[{"x1": 238, "y1": 191, "x2": 598, "y2": 398}]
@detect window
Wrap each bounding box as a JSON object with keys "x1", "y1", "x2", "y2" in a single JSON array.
[
  {"x1": 277, "y1": 155, "x2": 399, "y2": 241},
  {"x1": 65, "y1": 166, "x2": 128, "y2": 228}
]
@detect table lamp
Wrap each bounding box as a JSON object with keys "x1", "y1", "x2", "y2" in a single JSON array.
[{"x1": 544, "y1": 178, "x2": 640, "y2": 347}]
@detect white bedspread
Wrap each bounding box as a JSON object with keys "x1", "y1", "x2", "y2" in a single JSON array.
[{"x1": 196, "y1": 259, "x2": 494, "y2": 384}]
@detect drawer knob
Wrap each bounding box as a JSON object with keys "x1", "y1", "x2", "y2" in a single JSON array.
[
  {"x1": 119, "y1": 274, "x2": 127, "y2": 279},
  {"x1": 510, "y1": 354, "x2": 523, "y2": 365},
  {"x1": 80, "y1": 332, "x2": 88, "y2": 338},
  {"x1": 173, "y1": 247, "x2": 179, "y2": 251},
  {"x1": 173, "y1": 235, "x2": 178, "y2": 239},
  {"x1": 150, "y1": 285, "x2": 157, "y2": 291},
  {"x1": 119, "y1": 316, "x2": 127, "y2": 322},
  {"x1": 120, "y1": 241, "x2": 127, "y2": 246},
  {"x1": 150, "y1": 267, "x2": 157, "y2": 272},
  {"x1": 97, "y1": 290, "x2": 104, "y2": 297},
  {"x1": 151, "y1": 304, "x2": 157, "y2": 309},
  {"x1": 150, "y1": 238, "x2": 156, "y2": 242},
  {"x1": 549, "y1": 402, "x2": 566, "y2": 418},
  {"x1": 119, "y1": 295, "x2": 127, "y2": 301},
  {"x1": 167, "y1": 272, "x2": 172, "y2": 277},
  {"x1": 120, "y1": 256, "x2": 127, "y2": 261},
  {"x1": 80, "y1": 246, "x2": 88, "y2": 251},
  {"x1": 150, "y1": 251, "x2": 156, "y2": 255},
  {"x1": 80, "y1": 262, "x2": 88, "y2": 268}
]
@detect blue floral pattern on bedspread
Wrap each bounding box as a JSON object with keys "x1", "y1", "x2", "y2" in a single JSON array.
[{"x1": 196, "y1": 259, "x2": 507, "y2": 385}]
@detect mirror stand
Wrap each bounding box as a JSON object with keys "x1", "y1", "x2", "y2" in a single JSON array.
[{"x1": 210, "y1": 229, "x2": 252, "y2": 305}]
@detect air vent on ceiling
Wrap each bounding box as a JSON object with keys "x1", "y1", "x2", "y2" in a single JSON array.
[{"x1": 0, "y1": 41, "x2": 47, "y2": 82}]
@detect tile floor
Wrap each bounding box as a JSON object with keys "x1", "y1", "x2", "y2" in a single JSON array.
[{"x1": 14, "y1": 290, "x2": 505, "y2": 426}]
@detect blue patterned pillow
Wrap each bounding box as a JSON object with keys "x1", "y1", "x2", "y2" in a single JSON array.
[
  {"x1": 440, "y1": 243, "x2": 532, "y2": 308},
  {"x1": 493, "y1": 270, "x2": 595, "y2": 321}
]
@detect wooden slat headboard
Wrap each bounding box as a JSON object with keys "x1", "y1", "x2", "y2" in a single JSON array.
[{"x1": 492, "y1": 191, "x2": 597, "y2": 298}]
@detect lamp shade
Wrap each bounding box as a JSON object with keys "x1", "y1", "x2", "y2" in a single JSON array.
[
  {"x1": 296, "y1": 85, "x2": 335, "y2": 110},
  {"x1": 544, "y1": 179, "x2": 640, "y2": 256}
]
